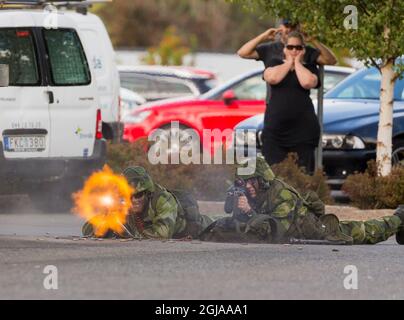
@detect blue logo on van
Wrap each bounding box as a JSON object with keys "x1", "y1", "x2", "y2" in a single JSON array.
[{"x1": 93, "y1": 57, "x2": 103, "y2": 70}]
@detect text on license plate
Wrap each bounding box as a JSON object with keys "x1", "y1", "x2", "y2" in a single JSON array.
[{"x1": 3, "y1": 136, "x2": 46, "y2": 152}]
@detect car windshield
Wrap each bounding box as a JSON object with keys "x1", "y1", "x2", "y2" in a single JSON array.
[
  {"x1": 326, "y1": 67, "x2": 404, "y2": 101},
  {"x1": 120, "y1": 72, "x2": 196, "y2": 101},
  {"x1": 310, "y1": 71, "x2": 351, "y2": 100},
  {"x1": 203, "y1": 78, "x2": 218, "y2": 91}
]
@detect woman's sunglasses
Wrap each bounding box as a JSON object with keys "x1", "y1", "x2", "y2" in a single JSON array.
[{"x1": 286, "y1": 45, "x2": 305, "y2": 51}]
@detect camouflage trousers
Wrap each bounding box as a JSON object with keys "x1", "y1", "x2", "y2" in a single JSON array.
[
  {"x1": 339, "y1": 216, "x2": 401, "y2": 244},
  {"x1": 199, "y1": 214, "x2": 402, "y2": 245}
]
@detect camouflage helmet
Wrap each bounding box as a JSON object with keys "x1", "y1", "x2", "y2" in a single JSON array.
[
  {"x1": 122, "y1": 166, "x2": 155, "y2": 193},
  {"x1": 236, "y1": 156, "x2": 275, "y2": 182}
]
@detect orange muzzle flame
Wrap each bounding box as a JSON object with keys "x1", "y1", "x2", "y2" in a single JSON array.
[{"x1": 73, "y1": 165, "x2": 134, "y2": 237}]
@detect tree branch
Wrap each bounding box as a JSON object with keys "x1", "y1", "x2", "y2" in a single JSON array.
[
  {"x1": 392, "y1": 72, "x2": 400, "y2": 82},
  {"x1": 357, "y1": 0, "x2": 371, "y2": 16},
  {"x1": 369, "y1": 57, "x2": 381, "y2": 72}
]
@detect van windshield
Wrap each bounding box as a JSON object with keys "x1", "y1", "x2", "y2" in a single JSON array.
[{"x1": 0, "y1": 29, "x2": 40, "y2": 86}]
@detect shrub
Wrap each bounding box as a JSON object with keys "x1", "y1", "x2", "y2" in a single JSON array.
[
  {"x1": 141, "y1": 26, "x2": 194, "y2": 66},
  {"x1": 106, "y1": 142, "x2": 332, "y2": 203},
  {"x1": 342, "y1": 160, "x2": 404, "y2": 209},
  {"x1": 271, "y1": 153, "x2": 333, "y2": 204}
]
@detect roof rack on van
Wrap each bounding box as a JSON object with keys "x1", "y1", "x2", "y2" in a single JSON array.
[{"x1": 0, "y1": 0, "x2": 111, "y2": 15}]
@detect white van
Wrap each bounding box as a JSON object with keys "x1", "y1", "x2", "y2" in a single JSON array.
[
  {"x1": 70, "y1": 9, "x2": 122, "y2": 141},
  {"x1": 0, "y1": 6, "x2": 107, "y2": 211}
]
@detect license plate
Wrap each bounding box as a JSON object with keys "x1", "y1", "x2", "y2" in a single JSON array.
[{"x1": 3, "y1": 135, "x2": 46, "y2": 152}]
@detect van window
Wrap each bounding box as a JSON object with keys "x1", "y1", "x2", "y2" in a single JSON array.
[
  {"x1": 44, "y1": 29, "x2": 91, "y2": 86},
  {"x1": 0, "y1": 29, "x2": 39, "y2": 86}
]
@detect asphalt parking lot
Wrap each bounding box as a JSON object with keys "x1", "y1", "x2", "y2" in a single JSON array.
[{"x1": 0, "y1": 197, "x2": 403, "y2": 300}]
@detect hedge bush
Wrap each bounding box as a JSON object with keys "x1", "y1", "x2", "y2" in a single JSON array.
[
  {"x1": 342, "y1": 160, "x2": 404, "y2": 209},
  {"x1": 271, "y1": 153, "x2": 333, "y2": 204},
  {"x1": 106, "y1": 141, "x2": 332, "y2": 203}
]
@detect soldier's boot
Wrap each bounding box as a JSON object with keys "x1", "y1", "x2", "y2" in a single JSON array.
[{"x1": 394, "y1": 205, "x2": 404, "y2": 245}]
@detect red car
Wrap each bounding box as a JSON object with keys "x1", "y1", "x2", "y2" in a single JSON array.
[{"x1": 123, "y1": 69, "x2": 267, "y2": 154}]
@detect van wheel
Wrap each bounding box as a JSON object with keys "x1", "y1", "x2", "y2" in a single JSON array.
[{"x1": 392, "y1": 140, "x2": 404, "y2": 167}]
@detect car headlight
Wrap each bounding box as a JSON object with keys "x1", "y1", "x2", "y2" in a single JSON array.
[
  {"x1": 322, "y1": 134, "x2": 365, "y2": 150},
  {"x1": 234, "y1": 130, "x2": 257, "y2": 147},
  {"x1": 123, "y1": 111, "x2": 152, "y2": 124}
]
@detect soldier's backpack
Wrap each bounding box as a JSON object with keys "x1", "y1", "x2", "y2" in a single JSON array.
[
  {"x1": 150, "y1": 187, "x2": 200, "y2": 221},
  {"x1": 169, "y1": 189, "x2": 201, "y2": 222},
  {"x1": 169, "y1": 189, "x2": 212, "y2": 238},
  {"x1": 151, "y1": 187, "x2": 206, "y2": 237}
]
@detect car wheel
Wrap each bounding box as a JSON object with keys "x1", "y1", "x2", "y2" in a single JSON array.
[
  {"x1": 392, "y1": 140, "x2": 404, "y2": 167},
  {"x1": 152, "y1": 124, "x2": 201, "y2": 159}
]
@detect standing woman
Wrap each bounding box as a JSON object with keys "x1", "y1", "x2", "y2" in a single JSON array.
[{"x1": 262, "y1": 31, "x2": 321, "y2": 173}]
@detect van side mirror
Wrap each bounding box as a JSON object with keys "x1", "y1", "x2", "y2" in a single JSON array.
[
  {"x1": 222, "y1": 89, "x2": 237, "y2": 106},
  {"x1": 0, "y1": 64, "x2": 9, "y2": 87}
]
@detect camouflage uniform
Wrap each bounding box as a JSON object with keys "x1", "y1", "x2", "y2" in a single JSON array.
[
  {"x1": 83, "y1": 166, "x2": 213, "y2": 239},
  {"x1": 200, "y1": 157, "x2": 403, "y2": 245}
]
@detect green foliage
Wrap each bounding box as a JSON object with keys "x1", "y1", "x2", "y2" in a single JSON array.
[
  {"x1": 332, "y1": 48, "x2": 353, "y2": 67},
  {"x1": 342, "y1": 160, "x2": 404, "y2": 209},
  {"x1": 141, "y1": 26, "x2": 192, "y2": 66}
]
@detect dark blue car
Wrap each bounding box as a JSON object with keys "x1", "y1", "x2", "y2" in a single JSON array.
[{"x1": 234, "y1": 67, "x2": 404, "y2": 197}]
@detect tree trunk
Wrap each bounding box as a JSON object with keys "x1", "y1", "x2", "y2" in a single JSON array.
[{"x1": 376, "y1": 60, "x2": 396, "y2": 176}]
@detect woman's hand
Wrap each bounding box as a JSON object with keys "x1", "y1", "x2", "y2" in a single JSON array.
[
  {"x1": 283, "y1": 47, "x2": 295, "y2": 65},
  {"x1": 295, "y1": 48, "x2": 306, "y2": 64},
  {"x1": 262, "y1": 27, "x2": 281, "y2": 42},
  {"x1": 264, "y1": 49, "x2": 295, "y2": 85},
  {"x1": 294, "y1": 57, "x2": 319, "y2": 89}
]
